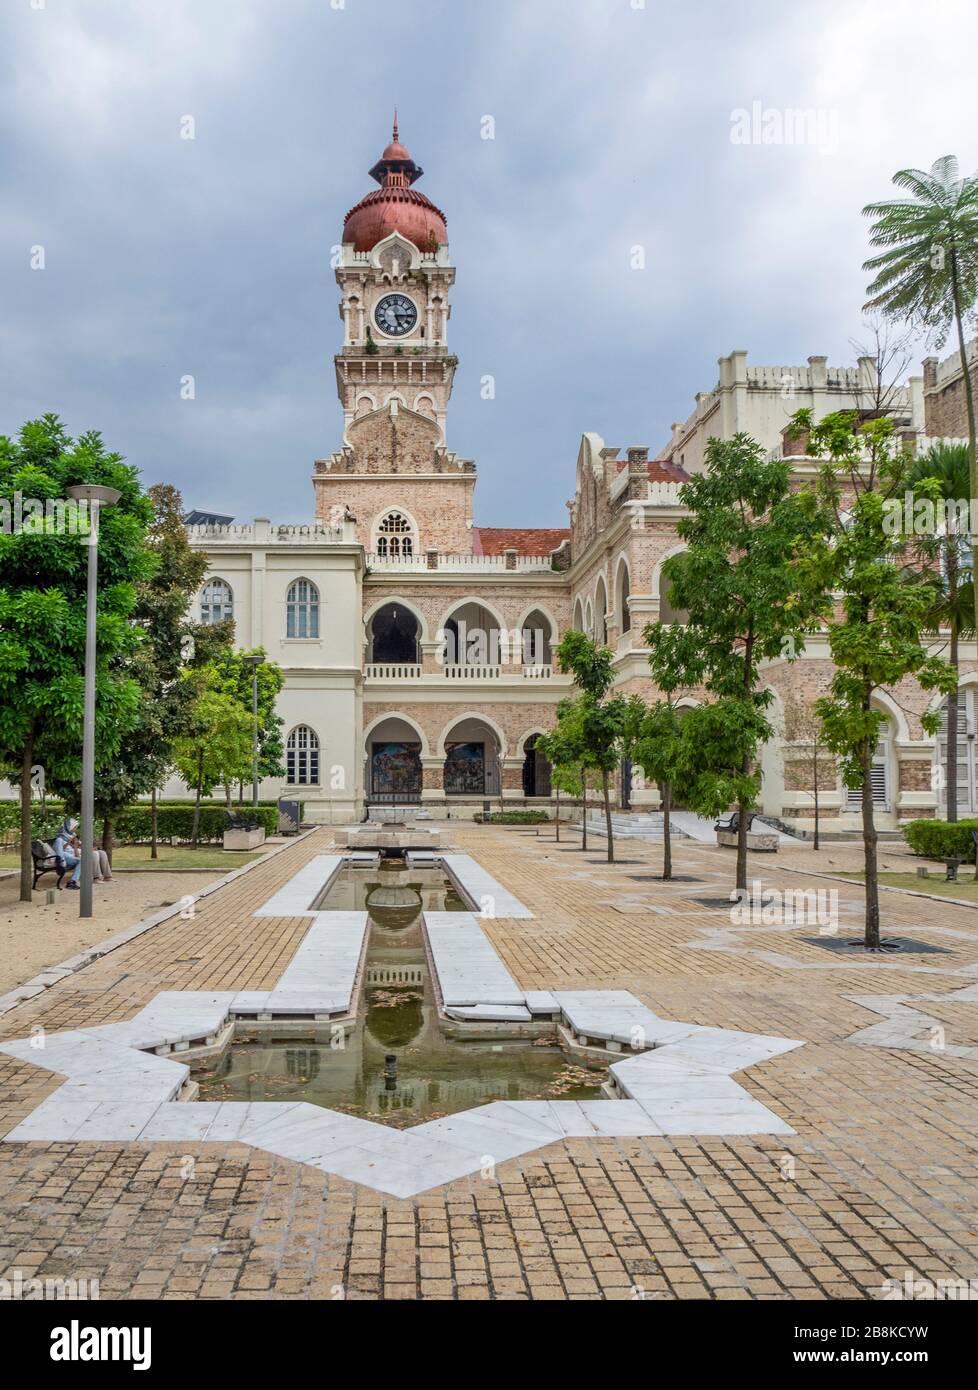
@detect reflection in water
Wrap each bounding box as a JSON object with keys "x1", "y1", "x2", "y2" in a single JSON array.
[{"x1": 197, "y1": 861, "x2": 605, "y2": 1126}]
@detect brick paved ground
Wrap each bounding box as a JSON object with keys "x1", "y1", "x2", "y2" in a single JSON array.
[{"x1": 1, "y1": 824, "x2": 976, "y2": 1301}]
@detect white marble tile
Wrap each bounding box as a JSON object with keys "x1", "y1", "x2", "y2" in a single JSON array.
[
  {"x1": 441, "y1": 854, "x2": 533, "y2": 918},
  {"x1": 254, "y1": 856, "x2": 343, "y2": 916},
  {"x1": 138, "y1": 1104, "x2": 224, "y2": 1140}
]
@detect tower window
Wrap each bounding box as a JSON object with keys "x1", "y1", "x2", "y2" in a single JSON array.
[{"x1": 375, "y1": 512, "x2": 416, "y2": 558}]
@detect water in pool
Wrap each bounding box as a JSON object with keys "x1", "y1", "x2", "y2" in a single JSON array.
[{"x1": 195, "y1": 859, "x2": 605, "y2": 1127}]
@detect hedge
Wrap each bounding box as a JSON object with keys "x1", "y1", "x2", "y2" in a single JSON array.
[
  {"x1": 901, "y1": 818, "x2": 978, "y2": 861},
  {"x1": 475, "y1": 810, "x2": 550, "y2": 826},
  {"x1": 113, "y1": 805, "x2": 278, "y2": 844},
  {"x1": 0, "y1": 799, "x2": 293, "y2": 847}
]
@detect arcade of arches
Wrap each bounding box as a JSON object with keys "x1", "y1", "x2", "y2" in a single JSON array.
[{"x1": 364, "y1": 715, "x2": 552, "y2": 804}]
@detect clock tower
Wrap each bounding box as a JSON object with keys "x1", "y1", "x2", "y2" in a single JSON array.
[
  {"x1": 332, "y1": 117, "x2": 457, "y2": 440},
  {"x1": 315, "y1": 119, "x2": 476, "y2": 554}
]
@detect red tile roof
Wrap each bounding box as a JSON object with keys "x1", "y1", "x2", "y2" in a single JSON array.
[
  {"x1": 473, "y1": 527, "x2": 571, "y2": 556},
  {"x1": 648, "y1": 458, "x2": 689, "y2": 483}
]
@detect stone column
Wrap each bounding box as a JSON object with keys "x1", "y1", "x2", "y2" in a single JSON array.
[
  {"x1": 421, "y1": 757, "x2": 444, "y2": 803},
  {"x1": 501, "y1": 758, "x2": 525, "y2": 801}
]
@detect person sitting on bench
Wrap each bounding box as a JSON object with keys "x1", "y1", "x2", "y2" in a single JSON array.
[{"x1": 52, "y1": 817, "x2": 82, "y2": 890}]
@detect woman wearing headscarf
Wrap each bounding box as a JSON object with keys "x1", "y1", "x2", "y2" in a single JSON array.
[
  {"x1": 52, "y1": 817, "x2": 82, "y2": 890},
  {"x1": 51, "y1": 818, "x2": 114, "y2": 888}
]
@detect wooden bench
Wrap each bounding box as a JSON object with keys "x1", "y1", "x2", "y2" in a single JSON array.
[{"x1": 31, "y1": 839, "x2": 67, "y2": 891}]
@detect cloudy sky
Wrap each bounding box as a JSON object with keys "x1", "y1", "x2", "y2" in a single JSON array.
[{"x1": 1, "y1": 0, "x2": 976, "y2": 528}]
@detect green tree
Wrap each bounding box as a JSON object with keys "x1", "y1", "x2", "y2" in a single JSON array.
[
  {"x1": 644, "y1": 434, "x2": 827, "y2": 892},
  {"x1": 632, "y1": 697, "x2": 686, "y2": 880},
  {"x1": 554, "y1": 630, "x2": 627, "y2": 862},
  {"x1": 782, "y1": 695, "x2": 830, "y2": 851},
  {"x1": 863, "y1": 156, "x2": 978, "y2": 635},
  {"x1": 51, "y1": 483, "x2": 219, "y2": 860},
  {"x1": 535, "y1": 726, "x2": 584, "y2": 844},
  {"x1": 797, "y1": 408, "x2": 957, "y2": 947},
  {"x1": 904, "y1": 443, "x2": 976, "y2": 822},
  {"x1": 209, "y1": 648, "x2": 286, "y2": 802},
  {"x1": 173, "y1": 676, "x2": 253, "y2": 846},
  {"x1": 0, "y1": 416, "x2": 153, "y2": 899}
]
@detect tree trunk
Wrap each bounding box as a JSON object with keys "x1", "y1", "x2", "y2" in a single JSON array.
[
  {"x1": 554, "y1": 786, "x2": 560, "y2": 843},
  {"x1": 192, "y1": 751, "x2": 203, "y2": 850},
  {"x1": 950, "y1": 258, "x2": 978, "y2": 644},
  {"x1": 946, "y1": 552, "x2": 959, "y2": 823},
  {"x1": 736, "y1": 629, "x2": 755, "y2": 894},
  {"x1": 662, "y1": 781, "x2": 673, "y2": 880},
  {"x1": 19, "y1": 735, "x2": 33, "y2": 902},
  {"x1": 947, "y1": 625, "x2": 959, "y2": 823},
  {"x1": 735, "y1": 798, "x2": 749, "y2": 894},
  {"x1": 861, "y1": 733, "x2": 881, "y2": 948},
  {"x1": 581, "y1": 771, "x2": 587, "y2": 851},
  {"x1": 601, "y1": 767, "x2": 614, "y2": 864},
  {"x1": 812, "y1": 749, "x2": 820, "y2": 852},
  {"x1": 101, "y1": 817, "x2": 113, "y2": 867},
  {"x1": 224, "y1": 782, "x2": 233, "y2": 813},
  {"x1": 150, "y1": 786, "x2": 158, "y2": 860}
]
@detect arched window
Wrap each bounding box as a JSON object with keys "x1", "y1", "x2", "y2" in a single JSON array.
[
  {"x1": 200, "y1": 578, "x2": 233, "y2": 625},
  {"x1": 376, "y1": 511, "x2": 415, "y2": 558},
  {"x1": 594, "y1": 579, "x2": 608, "y2": 645},
  {"x1": 286, "y1": 579, "x2": 320, "y2": 639},
  {"x1": 286, "y1": 726, "x2": 320, "y2": 785},
  {"x1": 617, "y1": 563, "x2": 631, "y2": 633}
]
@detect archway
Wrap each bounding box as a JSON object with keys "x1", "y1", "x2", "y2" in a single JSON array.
[
  {"x1": 366, "y1": 716, "x2": 423, "y2": 802},
  {"x1": 441, "y1": 600, "x2": 504, "y2": 666},
  {"x1": 443, "y1": 717, "x2": 502, "y2": 796},
  {"x1": 522, "y1": 734, "x2": 552, "y2": 798},
  {"x1": 519, "y1": 609, "x2": 554, "y2": 666},
  {"x1": 594, "y1": 577, "x2": 608, "y2": 644},
  {"x1": 615, "y1": 559, "x2": 631, "y2": 633},
  {"x1": 369, "y1": 603, "x2": 421, "y2": 664}
]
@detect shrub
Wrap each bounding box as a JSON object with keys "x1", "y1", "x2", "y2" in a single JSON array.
[
  {"x1": 476, "y1": 810, "x2": 550, "y2": 826},
  {"x1": 112, "y1": 805, "x2": 278, "y2": 844},
  {"x1": 901, "y1": 818, "x2": 978, "y2": 860},
  {"x1": 0, "y1": 798, "x2": 290, "y2": 847}
]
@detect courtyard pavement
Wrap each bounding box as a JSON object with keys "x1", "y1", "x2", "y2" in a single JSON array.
[{"x1": 1, "y1": 823, "x2": 976, "y2": 1301}]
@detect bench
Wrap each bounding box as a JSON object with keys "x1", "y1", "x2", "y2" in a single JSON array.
[
  {"x1": 714, "y1": 811, "x2": 778, "y2": 853},
  {"x1": 31, "y1": 840, "x2": 67, "y2": 891},
  {"x1": 714, "y1": 811, "x2": 759, "y2": 834}
]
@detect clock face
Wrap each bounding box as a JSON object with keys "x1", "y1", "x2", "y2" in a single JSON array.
[{"x1": 375, "y1": 293, "x2": 418, "y2": 337}]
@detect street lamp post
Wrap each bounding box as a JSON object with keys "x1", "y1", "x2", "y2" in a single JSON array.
[
  {"x1": 242, "y1": 655, "x2": 264, "y2": 808},
  {"x1": 66, "y1": 484, "x2": 122, "y2": 919}
]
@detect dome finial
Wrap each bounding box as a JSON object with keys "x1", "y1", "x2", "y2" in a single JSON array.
[{"x1": 392, "y1": 107, "x2": 399, "y2": 144}]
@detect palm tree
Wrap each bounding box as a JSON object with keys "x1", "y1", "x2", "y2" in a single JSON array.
[
  {"x1": 863, "y1": 157, "x2": 978, "y2": 634},
  {"x1": 906, "y1": 443, "x2": 976, "y2": 821}
]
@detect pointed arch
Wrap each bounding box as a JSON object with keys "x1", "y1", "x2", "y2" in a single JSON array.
[
  {"x1": 593, "y1": 575, "x2": 609, "y2": 645},
  {"x1": 614, "y1": 555, "x2": 631, "y2": 633}
]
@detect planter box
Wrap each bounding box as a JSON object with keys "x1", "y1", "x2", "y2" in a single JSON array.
[
  {"x1": 716, "y1": 830, "x2": 779, "y2": 853},
  {"x1": 223, "y1": 827, "x2": 266, "y2": 852}
]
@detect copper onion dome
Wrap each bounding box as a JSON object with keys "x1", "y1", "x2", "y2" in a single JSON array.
[{"x1": 343, "y1": 114, "x2": 448, "y2": 254}]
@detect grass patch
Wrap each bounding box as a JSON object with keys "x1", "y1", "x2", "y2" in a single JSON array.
[
  {"x1": 837, "y1": 870, "x2": 978, "y2": 900},
  {"x1": 0, "y1": 844, "x2": 267, "y2": 872}
]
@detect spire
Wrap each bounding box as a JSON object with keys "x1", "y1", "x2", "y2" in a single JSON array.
[{"x1": 370, "y1": 116, "x2": 423, "y2": 187}]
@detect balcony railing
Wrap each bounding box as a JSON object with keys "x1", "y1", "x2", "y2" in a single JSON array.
[
  {"x1": 366, "y1": 552, "x2": 555, "y2": 573},
  {"x1": 364, "y1": 663, "x2": 557, "y2": 682},
  {"x1": 365, "y1": 663, "x2": 425, "y2": 680},
  {"x1": 443, "y1": 664, "x2": 502, "y2": 680}
]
